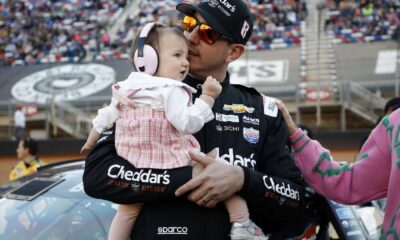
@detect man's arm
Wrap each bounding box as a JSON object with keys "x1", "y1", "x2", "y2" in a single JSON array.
[
  {"x1": 82, "y1": 126, "x2": 192, "y2": 204},
  {"x1": 176, "y1": 110, "x2": 306, "y2": 218},
  {"x1": 239, "y1": 110, "x2": 306, "y2": 219}
]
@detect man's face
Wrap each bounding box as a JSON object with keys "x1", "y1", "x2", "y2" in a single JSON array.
[
  {"x1": 184, "y1": 13, "x2": 232, "y2": 80},
  {"x1": 16, "y1": 140, "x2": 28, "y2": 160}
]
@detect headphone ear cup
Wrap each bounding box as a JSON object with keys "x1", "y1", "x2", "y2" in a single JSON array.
[{"x1": 133, "y1": 44, "x2": 158, "y2": 75}]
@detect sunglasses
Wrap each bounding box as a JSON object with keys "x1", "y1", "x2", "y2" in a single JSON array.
[{"x1": 181, "y1": 15, "x2": 231, "y2": 44}]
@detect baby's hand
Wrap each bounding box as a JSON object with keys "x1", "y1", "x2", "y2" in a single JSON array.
[
  {"x1": 80, "y1": 142, "x2": 94, "y2": 155},
  {"x1": 202, "y1": 76, "x2": 222, "y2": 99}
]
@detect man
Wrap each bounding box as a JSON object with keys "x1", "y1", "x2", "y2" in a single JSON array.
[
  {"x1": 83, "y1": 1, "x2": 308, "y2": 239},
  {"x1": 9, "y1": 137, "x2": 46, "y2": 181},
  {"x1": 14, "y1": 104, "x2": 25, "y2": 142}
]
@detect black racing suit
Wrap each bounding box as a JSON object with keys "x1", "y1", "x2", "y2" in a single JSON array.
[{"x1": 83, "y1": 72, "x2": 307, "y2": 239}]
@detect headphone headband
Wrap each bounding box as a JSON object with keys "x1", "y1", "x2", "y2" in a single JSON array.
[
  {"x1": 137, "y1": 22, "x2": 163, "y2": 58},
  {"x1": 134, "y1": 22, "x2": 163, "y2": 75},
  {"x1": 139, "y1": 22, "x2": 157, "y2": 38}
]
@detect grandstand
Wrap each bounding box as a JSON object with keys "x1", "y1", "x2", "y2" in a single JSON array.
[{"x1": 0, "y1": 0, "x2": 399, "y2": 157}]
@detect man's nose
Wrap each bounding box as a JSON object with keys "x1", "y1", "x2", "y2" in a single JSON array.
[{"x1": 185, "y1": 27, "x2": 200, "y2": 44}]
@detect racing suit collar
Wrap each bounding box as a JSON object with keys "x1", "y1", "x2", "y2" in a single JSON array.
[{"x1": 184, "y1": 72, "x2": 230, "y2": 91}]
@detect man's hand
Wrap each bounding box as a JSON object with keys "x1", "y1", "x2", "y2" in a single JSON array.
[
  {"x1": 176, "y1": 151, "x2": 244, "y2": 208},
  {"x1": 191, "y1": 148, "x2": 218, "y2": 178}
]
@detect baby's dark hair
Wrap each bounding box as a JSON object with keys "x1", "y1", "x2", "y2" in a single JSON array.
[{"x1": 129, "y1": 23, "x2": 187, "y2": 71}]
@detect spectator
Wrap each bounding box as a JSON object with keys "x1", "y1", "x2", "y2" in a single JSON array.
[
  {"x1": 9, "y1": 137, "x2": 46, "y2": 181},
  {"x1": 325, "y1": 0, "x2": 399, "y2": 43},
  {"x1": 384, "y1": 97, "x2": 400, "y2": 115},
  {"x1": 277, "y1": 99, "x2": 400, "y2": 237},
  {"x1": 14, "y1": 104, "x2": 25, "y2": 142}
]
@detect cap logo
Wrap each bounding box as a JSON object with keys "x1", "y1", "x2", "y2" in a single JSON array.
[
  {"x1": 220, "y1": 0, "x2": 236, "y2": 13},
  {"x1": 207, "y1": 0, "x2": 219, "y2": 8},
  {"x1": 241, "y1": 20, "x2": 250, "y2": 39},
  {"x1": 205, "y1": 0, "x2": 236, "y2": 14}
]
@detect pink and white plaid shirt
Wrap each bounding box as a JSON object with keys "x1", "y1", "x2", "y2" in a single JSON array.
[{"x1": 112, "y1": 79, "x2": 204, "y2": 169}]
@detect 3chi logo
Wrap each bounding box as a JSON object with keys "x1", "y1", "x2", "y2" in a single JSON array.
[{"x1": 11, "y1": 64, "x2": 115, "y2": 104}]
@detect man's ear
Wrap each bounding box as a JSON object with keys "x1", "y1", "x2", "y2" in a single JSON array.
[{"x1": 226, "y1": 44, "x2": 245, "y2": 64}]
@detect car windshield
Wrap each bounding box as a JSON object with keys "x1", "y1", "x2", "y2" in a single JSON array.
[{"x1": 0, "y1": 171, "x2": 116, "y2": 240}]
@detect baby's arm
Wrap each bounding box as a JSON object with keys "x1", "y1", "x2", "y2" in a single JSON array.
[
  {"x1": 81, "y1": 98, "x2": 120, "y2": 154},
  {"x1": 164, "y1": 77, "x2": 221, "y2": 135},
  {"x1": 81, "y1": 128, "x2": 101, "y2": 154}
]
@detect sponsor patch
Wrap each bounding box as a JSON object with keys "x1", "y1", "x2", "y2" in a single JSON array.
[
  {"x1": 108, "y1": 165, "x2": 170, "y2": 185},
  {"x1": 215, "y1": 113, "x2": 239, "y2": 123},
  {"x1": 243, "y1": 127, "x2": 259, "y2": 144},
  {"x1": 263, "y1": 95, "x2": 278, "y2": 117},
  {"x1": 216, "y1": 124, "x2": 240, "y2": 132},
  {"x1": 218, "y1": 148, "x2": 256, "y2": 169},
  {"x1": 243, "y1": 116, "x2": 259, "y2": 125},
  {"x1": 263, "y1": 176, "x2": 300, "y2": 201},
  {"x1": 158, "y1": 226, "x2": 188, "y2": 235},
  {"x1": 223, "y1": 104, "x2": 254, "y2": 113}
]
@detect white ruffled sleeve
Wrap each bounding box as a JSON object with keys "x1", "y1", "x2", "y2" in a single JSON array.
[
  {"x1": 163, "y1": 86, "x2": 214, "y2": 135},
  {"x1": 92, "y1": 98, "x2": 121, "y2": 133}
]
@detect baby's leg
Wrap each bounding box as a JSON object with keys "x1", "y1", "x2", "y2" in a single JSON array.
[
  {"x1": 224, "y1": 195, "x2": 249, "y2": 222},
  {"x1": 108, "y1": 203, "x2": 143, "y2": 240},
  {"x1": 225, "y1": 194, "x2": 266, "y2": 239}
]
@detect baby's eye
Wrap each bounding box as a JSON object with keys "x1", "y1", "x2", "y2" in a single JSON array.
[{"x1": 174, "y1": 53, "x2": 181, "y2": 57}]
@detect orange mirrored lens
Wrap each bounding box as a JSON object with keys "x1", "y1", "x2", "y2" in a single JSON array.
[
  {"x1": 199, "y1": 24, "x2": 218, "y2": 44},
  {"x1": 182, "y1": 16, "x2": 197, "y2": 32},
  {"x1": 182, "y1": 15, "x2": 220, "y2": 44}
]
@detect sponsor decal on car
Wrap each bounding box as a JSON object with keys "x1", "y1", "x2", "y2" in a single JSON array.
[{"x1": 223, "y1": 104, "x2": 254, "y2": 113}]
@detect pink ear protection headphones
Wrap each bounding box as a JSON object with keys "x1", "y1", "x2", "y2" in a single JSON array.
[{"x1": 133, "y1": 22, "x2": 160, "y2": 75}]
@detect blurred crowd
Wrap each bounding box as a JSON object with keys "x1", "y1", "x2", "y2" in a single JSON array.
[
  {"x1": 325, "y1": 0, "x2": 400, "y2": 44},
  {"x1": 247, "y1": 0, "x2": 307, "y2": 50},
  {"x1": 0, "y1": 0, "x2": 307, "y2": 66},
  {"x1": 0, "y1": 0, "x2": 126, "y2": 66}
]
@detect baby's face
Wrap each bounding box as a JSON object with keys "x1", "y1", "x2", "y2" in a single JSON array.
[{"x1": 156, "y1": 31, "x2": 189, "y2": 81}]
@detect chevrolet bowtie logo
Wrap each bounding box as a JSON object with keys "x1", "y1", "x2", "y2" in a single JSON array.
[{"x1": 223, "y1": 104, "x2": 254, "y2": 113}]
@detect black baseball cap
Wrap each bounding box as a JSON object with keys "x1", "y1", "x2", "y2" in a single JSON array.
[{"x1": 176, "y1": 0, "x2": 253, "y2": 45}]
